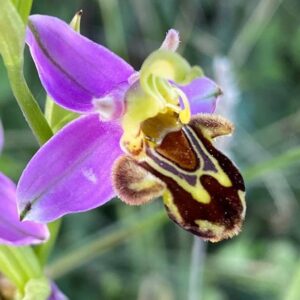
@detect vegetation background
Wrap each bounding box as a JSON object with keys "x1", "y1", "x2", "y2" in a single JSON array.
[{"x1": 1, "y1": 0, "x2": 300, "y2": 299}]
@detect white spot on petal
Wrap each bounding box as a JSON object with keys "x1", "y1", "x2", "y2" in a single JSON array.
[{"x1": 83, "y1": 168, "x2": 98, "y2": 184}]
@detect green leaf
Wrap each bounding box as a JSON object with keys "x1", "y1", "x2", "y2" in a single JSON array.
[{"x1": 0, "y1": 0, "x2": 25, "y2": 67}]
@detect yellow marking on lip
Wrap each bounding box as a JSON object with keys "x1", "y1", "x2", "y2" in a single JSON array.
[
  {"x1": 163, "y1": 189, "x2": 183, "y2": 223},
  {"x1": 129, "y1": 173, "x2": 162, "y2": 192},
  {"x1": 195, "y1": 220, "x2": 225, "y2": 236},
  {"x1": 183, "y1": 126, "x2": 232, "y2": 188},
  {"x1": 144, "y1": 125, "x2": 237, "y2": 205},
  {"x1": 145, "y1": 149, "x2": 211, "y2": 204},
  {"x1": 194, "y1": 220, "x2": 232, "y2": 242},
  {"x1": 238, "y1": 190, "x2": 247, "y2": 219}
]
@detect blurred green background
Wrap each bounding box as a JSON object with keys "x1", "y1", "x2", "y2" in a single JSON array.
[{"x1": 1, "y1": 0, "x2": 300, "y2": 299}]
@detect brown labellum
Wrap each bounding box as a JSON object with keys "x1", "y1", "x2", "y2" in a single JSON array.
[
  {"x1": 113, "y1": 114, "x2": 246, "y2": 242},
  {"x1": 141, "y1": 114, "x2": 246, "y2": 242}
]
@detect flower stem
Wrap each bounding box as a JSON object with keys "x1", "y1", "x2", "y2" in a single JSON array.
[
  {"x1": 11, "y1": 0, "x2": 33, "y2": 24},
  {"x1": 6, "y1": 64, "x2": 53, "y2": 145}
]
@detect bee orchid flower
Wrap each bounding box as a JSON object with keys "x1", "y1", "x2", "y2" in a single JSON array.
[{"x1": 17, "y1": 15, "x2": 246, "y2": 242}]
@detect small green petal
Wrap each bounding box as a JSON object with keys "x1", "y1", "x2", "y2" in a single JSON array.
[{"x1": 69, "y1": 10, "x2": 83, "y2": 33}]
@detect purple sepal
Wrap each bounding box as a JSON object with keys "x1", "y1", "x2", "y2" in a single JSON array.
[
  {"x1": 17, "y1": 115, "x2": 122, "y2": 223},
  {"x1": 26, "y1": 15, "x2": 134, "y2": 113},
  {"x1": 49, "y1": 282, "x2": 68, "y2": 300},
  {"x1": 179, "y1": 77, "x2": 222, "y2": 114},
  {"x1": 0, "y1": 172, "x2": 49, "y2": 246}
]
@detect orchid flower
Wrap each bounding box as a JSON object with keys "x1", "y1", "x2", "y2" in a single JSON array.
[{"x1": 17, "y1": 15, "x2": 246, "y2": 242}]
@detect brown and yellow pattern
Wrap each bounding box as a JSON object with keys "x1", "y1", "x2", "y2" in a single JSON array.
[
  {"x1": 113, "y1": 114, "x2": 246, "y2": 242},
  {"x1": 141, "y1": 117, "x2": 246, "y2": 242}
]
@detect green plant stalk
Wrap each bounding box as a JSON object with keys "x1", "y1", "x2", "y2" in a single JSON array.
[
  {"x1": 7, "y1": 65, "x2": 53, "y2": 145},
  {"x1": 1, "y1": 0, "x2": 52, "y2": 146},
  {"x1": 11, "y1": 0, "x2": 33, "y2": 24},
  {"x1": 46, "y1": 210, "x2": 166, "y2": 279}
]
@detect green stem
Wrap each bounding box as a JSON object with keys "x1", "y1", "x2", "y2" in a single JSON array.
[
  {"x1": 11, "y1": 0, "x2": 33, "y2": 24},
  {"x1": 46, "y1": 210, "x2": 166, "y2": 279},
  {"x1": 7, "y1": 64, "x2": 53, "y2": 145}
]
